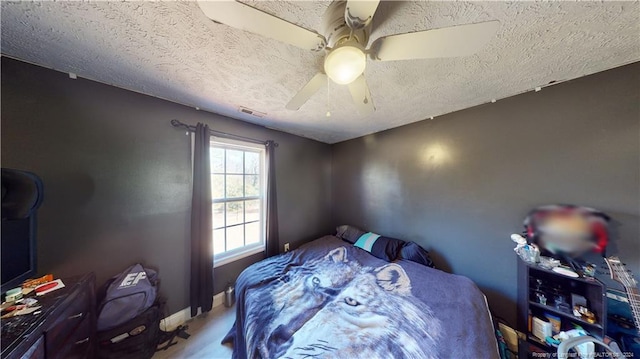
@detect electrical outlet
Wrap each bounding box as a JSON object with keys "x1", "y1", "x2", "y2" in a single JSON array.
[{"x1": 284, "y1": 243, "x2": 290, "y2": 252}]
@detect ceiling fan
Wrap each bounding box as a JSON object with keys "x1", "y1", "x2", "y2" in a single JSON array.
[{"x1": 197, "y1": 1, "x2": 499, "y2": 115}]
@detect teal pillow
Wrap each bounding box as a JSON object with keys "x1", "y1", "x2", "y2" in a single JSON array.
[{"x1": 354, "y1": 232, "x2": 404, "y2": 261}]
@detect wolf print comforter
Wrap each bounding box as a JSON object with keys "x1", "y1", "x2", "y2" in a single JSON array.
[{"x1": 222, "y1": 236, "x2": 499, "y2": 359}]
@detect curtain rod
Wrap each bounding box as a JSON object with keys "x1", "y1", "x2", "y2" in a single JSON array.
[{"x1": 171, "y1": 119, "x2": 278, "y2": 147}]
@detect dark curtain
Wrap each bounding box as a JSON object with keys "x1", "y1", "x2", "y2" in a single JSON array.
[
  {"x1": 190, "y1": 123, "x2": 214, "y2": 317},
  {"x1": 265, "y1": 140, "x2": 279, "y2": 257}
]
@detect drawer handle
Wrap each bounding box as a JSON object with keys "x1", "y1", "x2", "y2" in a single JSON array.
[
  {"x1": 75, "y1": 337, "x2": 89, "y2": 345},
  {"x1": 68, "y1": 313, "x2": 84, "y2": 320}
]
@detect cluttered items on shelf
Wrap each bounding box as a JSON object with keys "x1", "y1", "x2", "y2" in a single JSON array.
[
  {"x1": 530, "y1": 276, "x2": 598, "y2": 323},
  {"x1": 514, "y1": 204, "x2": 640, "y2": 358},
  {"x1": 1, "y1": 273, "x2": 64, "y2": 318}
]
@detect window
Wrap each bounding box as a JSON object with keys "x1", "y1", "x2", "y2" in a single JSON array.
[{"x1": 210, "y1": 138, "x2": 266, "y2": 267}]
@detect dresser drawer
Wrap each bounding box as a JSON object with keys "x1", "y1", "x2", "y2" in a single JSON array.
[
  {"x1": 19, "y1": 335, "x2": 44, "y2": 359},
  {"x1": 45, "y1": 288, "x2": 90, "y2": 355},
  {"x1": 49, "y1": 316, "x2": 92, "y2": 359}
]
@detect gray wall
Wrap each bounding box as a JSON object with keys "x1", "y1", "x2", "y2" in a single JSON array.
[
  {"x1": 331, "y1": 62, "x2": 640, "y2": 325},
  {"x1": 3, "y1": 55, "x2": 638, "y2": 325},
  {"x1": 0, "y1": 57, "x2": 333, "y2": 312}
]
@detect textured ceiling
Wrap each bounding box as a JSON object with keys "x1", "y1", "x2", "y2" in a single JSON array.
[{"x1": 2, "y1": 1, "x2": 639, "y2": 143}]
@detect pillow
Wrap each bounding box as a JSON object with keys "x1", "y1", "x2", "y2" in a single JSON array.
[
  {"x1": 335, "y1": 225, "x2": 366, "y2": 244},
  {"x1": 399, "y1": 241, "x2": 435, "y2": 268},
  {"x1": 354, "y1": 232, "x2": 405, "y2": 262}
]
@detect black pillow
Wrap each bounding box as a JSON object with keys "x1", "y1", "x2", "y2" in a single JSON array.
[
  {"x1": 335, "y1": 225, "x2": 366, "y2": 244},
  {"x1": 354, "y1": 232, "x2": 405, "y2": 262},
  {"x1": 399, "y1": 242, "x2": 435, "y2": 268}
]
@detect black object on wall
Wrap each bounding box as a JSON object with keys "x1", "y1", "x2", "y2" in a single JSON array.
[
  {"x1": 1, "y1": 168, "x2": 44, "y2": 293},
  {"x1": 331, "y1": 62, "x2": 640, "y2": 325},
  {"x1": 0, "y1": 56, "x2": 333, "y2": 314}
]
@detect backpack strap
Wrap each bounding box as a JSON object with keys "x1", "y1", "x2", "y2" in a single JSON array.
[
  {"x1": 154, "y1": 296, "x2": 191, "y2": 352},
  {"x1": 156, "y1": 325, "x2": 190, "y2": 351}
]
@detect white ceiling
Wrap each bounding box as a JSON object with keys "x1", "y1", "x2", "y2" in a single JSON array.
[{"x1": 2, "y1": 1, "x2": 639, "y2": 144}]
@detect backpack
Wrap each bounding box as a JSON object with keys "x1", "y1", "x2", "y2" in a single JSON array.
[
  {"x1": 96, "y1": 301, "x2": 191, "y2": 359},
  {"x1": 97, "y1": 264, "x2": 158, "y2": 331},
  {"x1": 96, "y1": 303, "x2": 162, "y2": 359}
]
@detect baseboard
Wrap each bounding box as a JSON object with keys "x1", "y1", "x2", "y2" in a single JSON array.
[
  {"x1": 160, "y1": 291, "x2": 226, "y2": 331},
  {"x1": 212, "y1": 290, "x2": 225, "y2": 308}
]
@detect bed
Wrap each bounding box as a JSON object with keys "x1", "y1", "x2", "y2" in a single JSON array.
[{"x1": 222, "y1": 235, "x2": 499, "y2": 359}]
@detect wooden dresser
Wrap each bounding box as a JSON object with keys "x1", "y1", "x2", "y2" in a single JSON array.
[{"x1": 1, "y1": 273, "x2": 96, "y2": 359}]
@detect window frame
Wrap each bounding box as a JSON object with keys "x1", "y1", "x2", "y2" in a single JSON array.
[{"x1": 199, "y1": 136, "x2": 267, "y2": 268}]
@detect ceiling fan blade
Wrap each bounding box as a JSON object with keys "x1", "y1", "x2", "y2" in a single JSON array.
[
  {"x1": 345, "y1": 0, "x2": 380, "y2": 29},
  {"x1": 285, "y1": 73, "x2": 327, "y2": 110},
  {"x1": 197, "y1": 0, "x2": 326, "y2": 51},
  {"x1": 347, "y1": 75, "x2": 375, "y2": 116},
  {"x1": 370, "y1": 21, "x2": 500, "y2": 61}
]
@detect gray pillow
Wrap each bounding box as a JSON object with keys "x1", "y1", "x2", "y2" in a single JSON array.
[{"x1": 335, "y1": 225, "x2": 366, "y2": 244}]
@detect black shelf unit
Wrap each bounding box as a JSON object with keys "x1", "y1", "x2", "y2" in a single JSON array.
[{"x1": 517, "y1": 258, "x2": 606, "y2": 358}]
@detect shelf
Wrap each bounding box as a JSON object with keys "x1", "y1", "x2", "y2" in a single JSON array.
[
  {"x1": 526, "y1": 263, "x2": 603, "y2": 286},
  {"x1": 529, "y1": 301, "x2": 602, "y2": 329},
  {"x1": 527, "y1": 334, "x2": 555, "y2": 349},
  {"x1": 518, "y1": 257, "x2": 607, "y2": 358}
]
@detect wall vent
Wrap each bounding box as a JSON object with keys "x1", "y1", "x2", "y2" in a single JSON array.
[{"x1": 238, "y1": 106, "x2": 266, "y2": 118}]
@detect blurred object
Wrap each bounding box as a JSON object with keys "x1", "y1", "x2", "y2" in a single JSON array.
[
  {"x1": 524, "y1": 205, "x2": 610, "y2": 258},
  {"x1": 557, "y1": 334, "x2": 624, "y2": 359},
  {"x1": 572, "y1": 294, "x2": 587, "y2": 308},
  {"x1": 34, "y1": 279, "x2": 65, "y2": 296},
  {"x1": 553, "y1": 295, "x2": 572, "y2": 314},
  {"x1": 533, "y1": 279, "x2": 548, "y2": 305},
  {"x1": 545, "y1": 313, "x2": 562, "y2": 334},
  {"x1": 511, "y1": 233, "x2": 540, "y2": 263},
  {"x1": 552, "y1": 266, "x2": 579, "y2": 278},
  {"x1": 539, "y1": 256, "x2": 560, "y2": 270},
  {"x1": 573, "y1": 305, "x2": 597, "y2": 323},
  {"x1": 582, "y1": 263, "x2": 596, "y2": 277},
  {"x1": 22, "y1": 274, "x2": 54, "y2": 288},
  {"x1": 20, "y1": 297, "x2": 38, "y2": 307},
  {"x1": 5, "y1": 287, "x2": 22, "y2": 302},
  {"x1": 555, "y1": 328, "x2": 595, "y2": 358},
  {"x1": 1, "y1": 305, "x2": 42, "y2": 318},
  {"x1": 498, "y1": 322, "x2": 520, "y2": 354},
  {"x1": 496, "y1": 328, "x2": 508, "y2": 358},
  {"x1": 533, "y1": 317, "x2": 553, "y2": 340},
  {"x1": 536, "y1": 292, "x2": 548, "y2": 305}
]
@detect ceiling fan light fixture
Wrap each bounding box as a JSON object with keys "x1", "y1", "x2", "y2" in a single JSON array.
[{"x1": 324, "y1": 43, "x2": 366, "y2": 85}]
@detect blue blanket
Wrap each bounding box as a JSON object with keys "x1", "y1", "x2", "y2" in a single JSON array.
[{"x1": 223, "y1": 236, "x2": 499, "y2": 359}]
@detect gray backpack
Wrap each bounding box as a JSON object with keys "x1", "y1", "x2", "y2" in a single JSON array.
[{"x1": 97, "y1": 264, "x2": 158, "y2": 331}]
